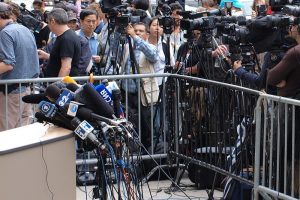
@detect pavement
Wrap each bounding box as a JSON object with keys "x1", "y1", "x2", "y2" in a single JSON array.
[{"x1": 76, "y1": 172, "x2": 224, "y2": 200}]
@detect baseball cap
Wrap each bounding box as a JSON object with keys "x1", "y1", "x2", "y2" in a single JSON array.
[
  {"x1": 67, "y1": 11, "x2": 77, "y2": 22},
  {"x1": 0, "y1": 2, "x2": 11, "y2": 12}
]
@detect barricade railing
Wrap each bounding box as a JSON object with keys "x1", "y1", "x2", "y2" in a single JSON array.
[
  {"x1": 166, "y1": 74, "x2": 260, "y2": 196},
  {"x1": 254, "y1": 94, "x2": 300, "y2": 200},
  {"x1": 2, "y1": 74, "x2": 300, "y2": 200},
  {"x1": 0, "y1": 74, "x2": 171, "y2": 157}
]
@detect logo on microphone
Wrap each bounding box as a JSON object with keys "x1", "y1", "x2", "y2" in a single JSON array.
[
  {"x1": 38, "y1": 101, "x2": 58, "y2": 118},
  {"x1": 67, "y1": 101, "x2": 80, "y2": 117},
  {"x1": 56, "y1": 90, "x2": 74, "y2": 107},
  {"x1": 74, "y1": 120, "x2": 94, "y2": 140},
  {"x1": 41, "y1": 103, "x2": 50, "y2": 113}
]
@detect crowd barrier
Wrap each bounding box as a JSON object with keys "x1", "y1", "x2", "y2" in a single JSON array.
[
  {"x1": 1, "y1": 74, "x2": 300, "y2": 199},
  {"x1": 254, "y1": 94, "x2": 300, "y2": 200}
]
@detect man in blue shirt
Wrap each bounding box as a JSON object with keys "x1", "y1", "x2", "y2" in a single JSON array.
[
  {"x1": 122, "y1": 22, "x2": 158, "y2": 149},
  {"x1": 76, "y1": 9, "x2": 101, "y2": 67},
  {"x1": 0, "y1": 2, "x2": 39, "y2": 131}
]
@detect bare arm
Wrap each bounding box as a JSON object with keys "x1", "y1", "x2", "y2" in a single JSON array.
[
  {"x1": 58, "y1": 57, "x2": 72, "y2": 77},
  {"x1": 0, "y1": 62, "x2": 13, "y2": 74}
]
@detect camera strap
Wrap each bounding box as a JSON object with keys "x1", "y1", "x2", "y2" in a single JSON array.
[
  {"x1": 127, "y1": 36, "x2": 149, "y2": 106},
  {"x1": 127, "y1": 37, "x2": 137, "y2": 75}
]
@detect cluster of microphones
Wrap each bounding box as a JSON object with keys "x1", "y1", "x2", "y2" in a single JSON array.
[{"x1": 22, "y1": 76, "x2": 135, "y2": 151}]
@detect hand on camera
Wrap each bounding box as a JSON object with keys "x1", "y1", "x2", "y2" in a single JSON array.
[
  {"x1": 212, "y1": 45, "x2": 228, "y2": 58},
  {"x1": 232, "y1": 60, "x2": 242, "y2": 71},
  {"x1": 126, "y1": 24, "x2": 136, "y2": 38},
  {"x1": 276, "y1": 80, "x2": 286, "y2": 88}
]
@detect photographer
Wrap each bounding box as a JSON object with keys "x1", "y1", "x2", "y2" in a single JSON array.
[
  {"x1": 148, "y1": 17, "x2": 175, "y2": 85},
  {"x1": 167, "y1": 2, "x2": 186, "y2": 59},
  {"x1": 6, "y1": 2, "x2": 50, "y2": 49},
  {"x1": 267, "y1": 37, "x2": 300, "y2": 97},
  {"x1": 232, "y1": 29, "x2": 298, "y2": 93},
  {"x1": 176, "y1": 33, "x2": 228, "y2": 79},
  {"x1": 266, "y1": 26, "x2": 300, "y2": 195},
  {"x1": 121, "y1": 22, "x2": 158, "y2": 149},
  {"x1": 175, "y1": 30, "x2": 201, "y2": 75}
]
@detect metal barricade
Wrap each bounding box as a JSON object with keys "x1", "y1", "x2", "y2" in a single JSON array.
[
  {"x1": 167, "y1": 75, "x2": 260, "y2": 196},
  {"x1": 0, "y1": 73, "x2": 170, "y2": 157},
  {"x1": 2, "y1": 74, "x2": 300, "y2": 200},
  {"x1": 254, "y1": 94, "x2": 300, "y2": 200}
]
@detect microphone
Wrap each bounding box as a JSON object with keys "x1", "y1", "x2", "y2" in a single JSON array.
[
  {"x1": 37, "y1": 101, "x2": 78, "y2": 130},
  {"x1": 35, "y1": 112, "x2": 73, "y2": 129},
  {"x1": 22, "y1": 81, "x2": 69, "y2": 104},
  {"x1": 47, "y1": 83, "x2": 114, "y2": 118},
  {"x1": 95, "y1": 81, "x2": 124, "y2": 118},
  {"x1": 80, "y1": 83, "x2": 114, "y2": 119},
  {"x1": 66, "y1": 83, "x2": 80, "y2": 92},
  {"x1": 71, "y1": 117, "x2": 105, "y2": 149},
  {"x1": 45, "y1": 85, "x2": 74, "y2": 108},
  {"x1": 94, "y1": 83, "x2": 113, "y2": 105},
  {"x1": 76, "y1": 106, "x2": 118, "y2": 125},
  {"x1": 22, "y1": 93, "x2": 49, "y2": 104},
  {"x1": 112, "y1": 89, "x2": 123, "y2": 118},
  {"x1": 38, "y1": 100, "x2": 58, "y2": 118},
  {"x1": 51, "y1": 80, "x2": 67, "y2": 90}
]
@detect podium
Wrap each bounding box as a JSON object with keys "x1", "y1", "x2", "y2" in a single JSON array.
[{"x1": 0, "y1": 123, "x2": 75, "y2": 200}]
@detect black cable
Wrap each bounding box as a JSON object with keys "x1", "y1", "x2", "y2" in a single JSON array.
[
  {"x1": 40, "y1": 129, "x2": 54, "y2": 200},
  {"x1": 126, "y1": 128, "x2": 192, "y2": 200}
]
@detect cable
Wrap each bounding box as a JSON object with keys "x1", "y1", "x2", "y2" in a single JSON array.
[
  {"x1": 126, "y1": 128, "x2": 192, "y2": 200},
  {"x1": 39, "y1": 128, "x2": 54, "y2": 200}
]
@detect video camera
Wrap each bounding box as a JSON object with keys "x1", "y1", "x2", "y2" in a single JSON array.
[
  {"x1": 283, "y1": 5, "x2": 300, "y2": 16},
  {"x1": 158, "y1": 4, "x2": 174, "y2": 34},
  {"x1": 181, "y1": 17, "x2": 216, "y2": 31},
  {"x1": 100, "y1": 0, "x2": 147, "y2": 30},
  {"x1": 17, "y1": 3, "x2": 44, "y2": 33},
  {"x1": 270, "y1": 0, "x2": 300, "y2": 11}
]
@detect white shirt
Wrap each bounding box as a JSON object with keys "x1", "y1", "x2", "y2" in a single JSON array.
[{"x1": 150, "y1": 38, "x2": 175, "y2": 85}]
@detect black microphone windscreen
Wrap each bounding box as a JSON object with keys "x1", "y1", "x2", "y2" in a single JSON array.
[
  {"x1": 35, "y1": 112, "x2": 48, "y2": 123},
  {"x1": 45, "y1": 84, "x2": 61, "y2": 100},
  {"x1": 22, "y1": 93, "x2": 48, "y2": 104},
  {"x1": 76, "y1": 106, "x2": 93, "y2": 121},
  {"x1": 35, "y1": 111, "x2": 73, "y2": 130},
  {"x1": 51, "y1": 80, "x2": 67, "y2": 89},
  {"x1": 82, "y1": 83, "x2": 114, "y2": 118},
  {"x1": 66, "y1": 83, "x2": 80, "y2": 92}
]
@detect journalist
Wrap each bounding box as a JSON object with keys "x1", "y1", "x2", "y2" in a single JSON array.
[
  {"x1": 121, "y1": 22, "x2": 158, "y2": 149},
  {"x1": 167, "y1": 2, "x2": 186, "y2": 59},
  {"x1": 0, "y1": 2, "x2": 39, "y2": 131},
  {"x1": 265, "y1": 29, "x2": 300, "y2": 196},
  {"x1": 38, "y1": 8, "x2": 81, "y2": 77},
  {"x1": 232, "y1": 31, "x2": 298, "y2": 93},
  {"x1": 77, "y1": 9, "x2": 101, "y2": 65}
]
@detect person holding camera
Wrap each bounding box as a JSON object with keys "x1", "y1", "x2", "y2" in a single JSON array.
[
  {"x1": 232, "y1": 28, "x2": 298, "y2": 94},
  {"x1": 0, "y1": 2, "x2": 39, "y2": 131},
  {"x1": 121, "y1": 22, "x2": 158, "y2": 149},
  {"x1": 167, "y1": 2, "x2": 186, "y2": 60},
  {"x1": 148, "y1": 17, "x2": 175, "y2": 85}
]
